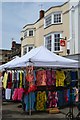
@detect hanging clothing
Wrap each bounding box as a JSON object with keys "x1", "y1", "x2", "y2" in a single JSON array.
[
  {"x1": 52, "y1": 70, "x2": 56, "y2": 86},
  {"x1": 18, "y1": 88, "x2": 24, "y2": 101},
  {"x1": 5, "y1": 88, "x2": 11, "y2": 100},
  {"x1": 36, "y1": 70, "x2": 47, "y2": 86},
  {"x1": 36, "y1": 91, "x2": 47, "y2": 111},
  {"x1": 26, "y1": 66, "x2": 36, "y2": 93},
  {"x1": 3, "y1": 72, "x2": 8, "y2": 89},
  {"x1": 46, "y1": 69, "x2": 56, "y2": 86},
  {"x1": 19, "y1": 71, "x2": 23, "y2": 88},
  {"x1": 56, "y1": 70, "x2": 65, "y2": 87},
  {"x1": 57, "y1": 90, "x2": 67, "y2": 107},
  {"x1": 12, "y1": 88, "x2": 24, "y2": 101},
  {"x1": 12, "y1": 71, "x2": 14, "y2": 82},
  {"x1": 23, "y1": 92, "x2": 35, "y2": 111},
  {"x1": 70, "y1": 71, "x2": 77, "y2": 87},
  {"x1": 64, "y1": 71, "x2": 71, "y2": 86},
  {"x1": 47, "y1": 91, "x2": 58, "y2": 108}
]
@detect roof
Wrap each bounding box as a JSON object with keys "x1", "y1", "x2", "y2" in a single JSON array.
[{"x1": 23, "y1": 1, "x2": 69, "y2": 29}]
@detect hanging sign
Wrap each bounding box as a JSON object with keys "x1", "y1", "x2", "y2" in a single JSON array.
[{"x1": 60, "y1": 39, "x2": 66, "y2": 47}]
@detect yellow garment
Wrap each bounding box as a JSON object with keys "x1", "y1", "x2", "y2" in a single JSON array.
[
  {"x1": 3, "y1": 72, "x2": 8, "y2": 89},
  {"x1": 36, "y1": 91, "x2": 47, "y2": 111},
  {"x1": 19, "y1": 72, "x2": 22, "y2": 88},
  {"x1": 56, "y1": 70, "x2": 65, "y2": 87}
]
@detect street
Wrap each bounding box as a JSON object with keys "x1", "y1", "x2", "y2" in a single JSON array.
[{"x1": 2, "y1": 100, "x2": 79, "y2": 120}]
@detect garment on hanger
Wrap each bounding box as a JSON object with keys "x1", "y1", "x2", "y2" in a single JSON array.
[
  {"x1": 36, "y1": 91, "x2": 47, "y2": 111},
  {"x1": 36, "y1": 70, "x2": 47, "y2": 86},
  {"x1": 64, "y1": 71, "x2": 71, "y2": 86},
  {"x1": 56, "y1": 70, "x2": 65, "y2": 87},
  {"x1": 3, "y1": 72, "x2": 8, "y2": 89},
  {"x1": 70, "y1": 71, "x2": 77, "y2": 87},
  {"x1": 45, "y1": 69, "x2": 56, "y2": 86},
  {"x1": 26, "y1": 66, "x2": 36, "y2": 93},
  {"x1": 47, "y1": 91, "x2": 58, "y2": 108},
  {"x1": 23, "y1": 92, "x2": 35, "y2": 111},
  {"x1": 5, "y1": 88, "x2": 11, "y2": 100}
]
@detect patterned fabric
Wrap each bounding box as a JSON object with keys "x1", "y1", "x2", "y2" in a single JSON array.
[
  {"x1": 47, "y1": 91, "x2": 58, "y2": 108},
  {"x1": 36, "y1": 70, "x2": 47, "y2": 86},
  {"x1": 46, "y1": 69, "x2": 56, "y2": 86},
  {"x1": 36, "y1": 91, "x2": 47, "y2": 111},
  {"x1": 26, "y1": 66, "x2": 36, "y2": 93},
  {"x1": 56, "y1": 70, "x2": 65, "y2": 87}
]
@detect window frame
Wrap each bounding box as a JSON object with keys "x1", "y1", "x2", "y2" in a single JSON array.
[
  {"x1": 23, "y1": 46, "x2": 27, "y2": 55},
  {"x1": 44, "y1": 33, "x2": 62, "y2": 52},
  {"x1": 45, "y1": 14, "x2": 52, "y2": 28},
  {"x1": 24, "y1": 31, "x2": 27, "y2": 38},
  {"x1": 44, "y1": 34, "x2": 52, "y2": 51},
  {"x1": 53, "y1": 12, "x2": 62, "y2": 24},
  {"x1": 29, "y1": 30, "x2": 34, "y2": 36},
  {"x1": 23, "y1": 45, "x2": 34, "y2": 55}
]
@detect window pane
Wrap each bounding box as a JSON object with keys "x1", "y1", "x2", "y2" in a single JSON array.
[
  {"x1": 45, "y1": 35, "x2": 52, "y2": 51},
  {"x1": 45, "y1": 15, "x2": 52, "y2": 27},
  {"x1": 54, "y1": 13, "x2": 61, "y2": 23},
  {"x1": 28, "y1": 46, "x2": 33, "y2": 52},
  {"x1": 54, "y1": 34, "x2": 60, "y2": 51},
  {"x1": 23, "y1": 47, "x2": 27, "y2": 55},
  {"x1": 29, "y1": 30, "x2": 33, "y2": 36},
  {"x1": 24, "y1": 31, "x2": 27, "y2": 38}
]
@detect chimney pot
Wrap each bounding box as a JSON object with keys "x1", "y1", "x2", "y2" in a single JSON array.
[{"x1": 39, "y1": 10, "x2": 44, "y2": 19}]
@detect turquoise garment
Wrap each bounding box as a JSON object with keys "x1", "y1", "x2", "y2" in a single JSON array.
[{"x1": 24, "y1": 92, "x2": 35, "y2": 111}]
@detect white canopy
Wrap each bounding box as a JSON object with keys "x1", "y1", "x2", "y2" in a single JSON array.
[{"x1": 9, "y1": 46, "x2": 79, "y2": 68}]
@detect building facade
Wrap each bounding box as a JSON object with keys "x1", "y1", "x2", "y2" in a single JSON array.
[
  {"x1": 0, "y1": 49, "x2": 11, "y2": 65},
  {"x1": 0, "y1": 40, "x2": 21, "y2": 65},
  {"x1": 68, "y1": 0, "x2": 80, "y2": 55},
  {"x1": 11, "y1": 40, "x2": 21, "y2": 58},
  {"x1": 21, "y1": 2, "x2": 69, "y2": 56}
]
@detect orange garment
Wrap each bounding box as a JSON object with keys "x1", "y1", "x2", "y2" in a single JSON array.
[
  {"x1": 26, "y1": 74, "x2": 34, "y2": 82},
  {"x1": 36, "y1": 70, "x2": 47, "y2": 86}
]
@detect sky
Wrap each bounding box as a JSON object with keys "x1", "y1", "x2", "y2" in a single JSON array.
[{"x1": 0, "y1": 0, "x2": 68, "y2": 50}]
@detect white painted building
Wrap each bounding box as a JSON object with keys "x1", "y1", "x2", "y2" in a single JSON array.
[{"x1": 68, "y1": 0, "x2": 80, "y2": 54}]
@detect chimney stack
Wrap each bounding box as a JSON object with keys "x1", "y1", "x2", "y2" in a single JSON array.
[{"x1": 39, "y1": 10, "x2": 44, "y2": 19}]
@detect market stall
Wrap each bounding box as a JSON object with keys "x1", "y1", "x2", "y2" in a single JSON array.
[{"x1": 1, "y1": 46, "x2": 79, "y2": 116}]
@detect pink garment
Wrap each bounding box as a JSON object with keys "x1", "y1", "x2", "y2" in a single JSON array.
[
  {"x1": 46, "y1": 70, "x2": 52, "y2": 86},
  {"x1": 12, "y1": 88, "x2": 18, "y2": 100},
  {"x1": 18, "y1": 88, "x2": 24, "y2": 101},
  {"x1": 12, "y1": 88, "x2": 24, "y2": 101},
  {"x1": 46, "y1": 70, "x2": 56, "y2": 86},
  {"x1": 47, "y1": 91, "x2": 58, "y2": 108},
  {"x1": 52, "y1": 70, "x2": 56, "y2": 86}
]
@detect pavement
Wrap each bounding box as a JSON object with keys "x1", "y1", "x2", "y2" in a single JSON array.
[{"x1": 1, "y1": 101, "x2": 80, "y2": 120}]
